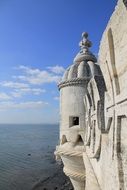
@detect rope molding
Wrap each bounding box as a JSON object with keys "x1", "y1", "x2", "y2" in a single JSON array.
[{"x1": 58, "y1": 77, "x2": 90, "y2": 90}]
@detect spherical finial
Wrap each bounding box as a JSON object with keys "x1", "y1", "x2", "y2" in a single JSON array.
[
  {"x1": 79, "y1": 32, "x2": 92, "y2": 49},
  {"x1": 82, "y1": 32, "x2": 88, "y2": 39}
]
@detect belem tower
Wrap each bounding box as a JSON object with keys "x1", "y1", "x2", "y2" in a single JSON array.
[{"x1": 55, "y1": 0, "x2": 127, "y2": 189}]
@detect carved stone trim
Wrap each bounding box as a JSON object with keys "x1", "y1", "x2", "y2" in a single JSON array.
[
  {"x1": 74, "y1": 53, "x2": 97, "y2": 63},
  {"x1": 58, "y1": 77, "x2": 90, "y2": 90}
]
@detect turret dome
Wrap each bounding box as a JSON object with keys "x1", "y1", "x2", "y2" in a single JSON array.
[
  {"x1": 58, "y1": 32, "x2": 98, "y2": 90},
  {"x1": 62, "y1": 62, "x2": 91, "y2": 81}
]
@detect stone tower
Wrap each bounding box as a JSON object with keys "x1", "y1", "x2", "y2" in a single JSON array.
[{"x1": 55, "y1": 33, "x2": 100, "y2": 190}]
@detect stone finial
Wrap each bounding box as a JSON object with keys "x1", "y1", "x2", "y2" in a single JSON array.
[
  {"x1": 74, "y1": 32, "x2": 97, "y2": 63},
  {"x1": 79, "y1": 32, "x2": 92, "y2": 50}
]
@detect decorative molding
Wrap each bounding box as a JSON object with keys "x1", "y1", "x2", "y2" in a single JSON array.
[
  {"x1": 58, "y1": 77, "x2": 90, "y2": 90},
  {"x1": 74, "y1": 53, "x2": 97, "y2": 63}
]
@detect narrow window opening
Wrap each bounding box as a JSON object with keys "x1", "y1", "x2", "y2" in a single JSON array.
[
  {"x1": 73, "y1": 117, "x2": 79, "y2": 125},
  {"x1": 69, "y1": 116, "x2": 79, "y2": 127}
]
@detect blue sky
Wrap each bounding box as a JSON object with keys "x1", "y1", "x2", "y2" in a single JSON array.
[{"x1": 0, "y1": 0, "x2": 117, "y2": 124}]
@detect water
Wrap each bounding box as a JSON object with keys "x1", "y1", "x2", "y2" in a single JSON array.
[{"x1": 0, "y1": 124, "x2": 59, "y2": 190}]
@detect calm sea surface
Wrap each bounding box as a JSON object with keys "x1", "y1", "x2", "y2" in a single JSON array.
[{"x1": 0, "y1": 124, "x2": 59, "y2": 190}]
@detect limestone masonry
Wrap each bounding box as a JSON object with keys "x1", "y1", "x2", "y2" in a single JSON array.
[{"x1": 55, "y1": 0, "x2": 127, "y2": 189}]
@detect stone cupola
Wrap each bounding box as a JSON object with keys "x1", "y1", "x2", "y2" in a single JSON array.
[{"x1": 58, "y1": 32, "x2": 97, "y2": 90}]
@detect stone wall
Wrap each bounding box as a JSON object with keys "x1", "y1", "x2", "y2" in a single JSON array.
[{"x1": 84, "y1": 0, "x2": 127, "y2": 189}]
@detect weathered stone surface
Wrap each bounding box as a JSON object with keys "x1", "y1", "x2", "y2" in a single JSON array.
[{"x1": 55, "y1": 0, "x2": 127, "y2": 189}]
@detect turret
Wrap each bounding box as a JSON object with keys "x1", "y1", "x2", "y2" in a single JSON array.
[
  {"x1": 55, "y1": 32, "x2": 98, "y2": 190},
  {"x1": 58, "y1": 32, "x2": 97, "y2": 145}
]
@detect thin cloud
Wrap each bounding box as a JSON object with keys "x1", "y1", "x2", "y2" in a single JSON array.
[
  {"x1": 11, "y1": 88, "x2": 46, "y2": 98},
  {"x1": 0, "y1": 92, "x2": 12, "y2": 100},
  {"x1": 0, "y1": 81, "x2": 46, "y2": 98},
  {"x1": 47, "y1": 65, "x2": 65, "y2": 74},
  {"x1": 14, "y1": 65, "x2": 63, "y2": 85},
  {"x1": 0, "y1": 101, "x2": 48, "y2": 110},
  {"x1": 0, "y1": 81, "x2": 29, "y2": 89},
  {"x1": 54, "y1": 96, "x2": 60, "y2": 101}
]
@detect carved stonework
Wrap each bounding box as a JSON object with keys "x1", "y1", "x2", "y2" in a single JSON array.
[
  {"x1": 58, "y1": 78, "x2": 89, "y2": 90},
  {"x1": 55, "y1": 0, "x2": 127, "y2": 189}
]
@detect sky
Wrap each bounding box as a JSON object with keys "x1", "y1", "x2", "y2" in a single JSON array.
[{"x1": 0, "y1": 0, "x2": 117, "y2": 124}]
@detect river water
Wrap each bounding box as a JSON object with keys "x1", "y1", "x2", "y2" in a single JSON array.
[{"x1": 0, "y1": 124, "x2": 59, "y2": 190}]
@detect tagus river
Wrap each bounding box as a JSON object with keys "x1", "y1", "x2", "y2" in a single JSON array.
[{"x1": 0, "y1": 124, "x2": 59, "y2": 190}]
